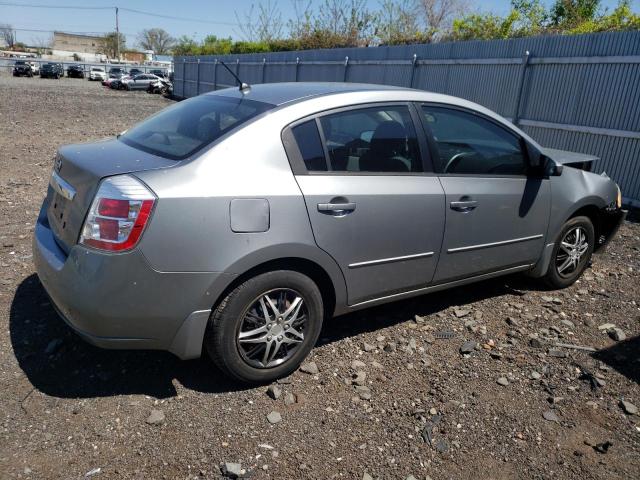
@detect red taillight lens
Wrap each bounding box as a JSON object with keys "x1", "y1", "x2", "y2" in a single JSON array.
[
  {"x1": 80, "y1": 175, "x2": 156, "y2": 252},
  {"x1": 98, "y1": 198, "x2": 130, "y2": 218}
]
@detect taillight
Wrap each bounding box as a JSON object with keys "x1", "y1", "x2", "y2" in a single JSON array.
[{"x1": 79, "y1": 175, "x2": 156, "y2": 252}]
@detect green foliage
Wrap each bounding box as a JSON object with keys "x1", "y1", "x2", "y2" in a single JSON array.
[
  {"x1": 172, "y1": 0, "x2": 639, "y2": 56},
  {"x1": 450, "y1": 10, "x2": 520, "y2": 41}
]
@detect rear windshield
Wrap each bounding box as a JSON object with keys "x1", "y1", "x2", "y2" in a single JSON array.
[{"x1": 119, "y1": 95, "x2": 274, "y2": 160}]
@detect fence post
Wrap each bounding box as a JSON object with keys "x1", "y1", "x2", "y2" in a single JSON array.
[
  {"x1": 262, "y1": 57, "x2": 266, "y2": 84},
  {"x1": 182, "y1": 58, "x2": 186, "y2": 98},
  {"x1": 343, "y1": 56, "x2": 349, "y2": 82},
  {"x1": 513, "y1": 50, "x2": 530, "y2": 126},
  {"x1": 196, "y1": 58, "x2": 200, "y2": 96},
  {"x1": 295, "y1": 57, "x2": 300, "y2": 81},
  {"x1": 213, "y1": 59, "x2": 218, "y2": 90},
  {"x1": 409, "y1": 54, "x2": 418, "y2": 88}
]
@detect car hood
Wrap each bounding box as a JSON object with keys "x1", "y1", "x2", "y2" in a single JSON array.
[{"x1": 541, "y1": 147, "x2": 598, "y2": 166}]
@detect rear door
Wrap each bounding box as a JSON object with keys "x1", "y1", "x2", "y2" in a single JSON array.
[
  {"x1": 284, "y1": 103, "x2": 446, "y2": 306},
  {"x1": 418, "y1": 104, "x2": 550, "y2": 283}
]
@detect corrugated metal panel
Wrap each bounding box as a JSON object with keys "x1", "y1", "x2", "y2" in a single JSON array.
[{"x1": 173, "y1": 30, "x2": 640, "y2": 202}]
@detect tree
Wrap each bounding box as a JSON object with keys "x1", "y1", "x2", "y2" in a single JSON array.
[
  {"x1": 173, "y1": 35, "x2": 199, "y2": 56},
  {"x1": 99, "y1": 32, "x2": 126, "y2": 59},
  {"x1": 418, "y1": 0, "x2": 469, "y2": 40},
  {"x1": 550, "y1": 0, "x2": 601, "y2": 26},
  {"x1": 0, "y1": 24, "x2": 16, "y2": 49},
  {"x1": 375, "y1": 0, "x2": 425, "y2": 45},
  {"x1": 137, "y1": 28, "x2": 175, "y2": 54},
  {"x1": 236, "y1": 1, "x2": 284, "y2": 42}
]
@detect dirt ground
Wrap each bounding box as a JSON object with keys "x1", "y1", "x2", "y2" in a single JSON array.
[{"x1": 0, "y1": 74, "x2": 639, "y2": 480}]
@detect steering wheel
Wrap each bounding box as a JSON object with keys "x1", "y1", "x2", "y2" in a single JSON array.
[{"x1": 443, "y1": 151, "x2": 475, "y2": 173}]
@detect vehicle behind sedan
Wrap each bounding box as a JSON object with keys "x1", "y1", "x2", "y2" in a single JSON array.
[
  {"x1": 13, "y1": 60, "x2": 37, "y2": 77},
  {"x1": 89, "y1": 67, "x2": 107, "y2": 81},
  {"x1": 122, "y1": 74, "x2": 160, "y2": 90},
  {"x1": 40, "y1": 63, "x2": 63, "y2": 79},
  {"x1": 33, "y1": 83, "x2": 625, "y2": 384},
  {"x1": 67, "y1": 64, "x2": 85, "y2": 78}
]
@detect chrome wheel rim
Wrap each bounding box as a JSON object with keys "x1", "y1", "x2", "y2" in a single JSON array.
[
  {"x1": 237, "y1": 289, "x2": 308, "y2": 369},
  {"x1": 556, "y1": 226, "x2": 589, "y2": 277}
]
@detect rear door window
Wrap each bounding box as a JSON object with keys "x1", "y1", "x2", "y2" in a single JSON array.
[
  {"x1": 119, "y1": 95, "x2": 274, "y2": 160},
  {"x1": 319, "y1": 106, "x2": 422, "y2": 173}
]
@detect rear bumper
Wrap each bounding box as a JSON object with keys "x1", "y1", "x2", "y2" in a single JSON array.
[{"x1": 32, "y1": 200, "x2": 232, "y2": 359}]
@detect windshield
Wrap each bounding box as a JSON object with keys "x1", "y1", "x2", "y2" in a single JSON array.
[
  {"x1": 15, "y1": 61, "x2": 25, "y2": 65},
  {"x1": 119, "y1": 94, "x2": 274, "y2": 160},
  {"x1": 92, "y1": 68, "x2": 103, "y2": 71}
]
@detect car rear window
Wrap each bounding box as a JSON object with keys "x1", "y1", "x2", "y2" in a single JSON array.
[{"x1": 119, "y1": 95, "x2": 274, "y2": 160}]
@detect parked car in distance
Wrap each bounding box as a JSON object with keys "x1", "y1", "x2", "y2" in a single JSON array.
[
  {"x1": 122, "y1": 74, "x2": 160, "y2": 90},
  {"x1": 108, "y1": 74, "x2": 130, "y2": 90},
  {"x1": 88, "y1": 67, "x2": 106, "y2": 82},
  {"x1": 67, "y1": 64, "x2": 85, "y2": 78},
  {"x1": 34, "y1": 83, "x2": 626, "y2": 384},
  {"x1": 128, "y1": 68, "x2": 144, "y2": 77},
  {"x1": 108, "y1": 67, "x2": 127, "y2": 78},
  {"x1": 147, "y1": 77, "x2": 172, "y2": 95},
  {"x1": 149, "y1": 69, "x2": 167, "y2": 78},
  {"x1": 13, "y1": 60, "x2": 39, "y2": 77},
  {"x1": 40, "y1": 63, "x2": 64, "y2": 79}
]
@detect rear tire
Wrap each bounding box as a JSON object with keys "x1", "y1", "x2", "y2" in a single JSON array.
[
  {"x1": 543, "y1": 216, "x2": 594, "y2": 289},
  {"x1": 204, "y1": 270, "x2": 324, "y2": 384}
]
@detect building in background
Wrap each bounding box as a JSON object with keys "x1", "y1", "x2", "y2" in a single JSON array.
[{"x1": 52, "y1": 31, "x2": 105, "y2": 61}]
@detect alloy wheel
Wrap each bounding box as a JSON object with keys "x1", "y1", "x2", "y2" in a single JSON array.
[
  {"x1": 236, "y1": 289, "x2": 308, "y2": 368},
  {"x1": 556, "y1": 226, "x2": 589, "y2": 277}
]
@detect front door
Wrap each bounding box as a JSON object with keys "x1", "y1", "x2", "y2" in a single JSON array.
[
  {"x1": 418, "y1": 105, "x2": 551, "y2": 283},
  {"x1": 285, "y1": 104, "x2": 446, "y2": 305}
]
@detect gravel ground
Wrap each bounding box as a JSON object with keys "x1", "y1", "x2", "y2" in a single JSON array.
[{"x1": 0, "y1": 74, "x2": 639, "y2": 480}]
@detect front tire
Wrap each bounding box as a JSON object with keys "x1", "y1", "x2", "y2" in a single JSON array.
[
  {"x1": 544, "y1": 216, "x2": 594, "y2": 289},
  {"x1": 204, "y1": 270, "x2": 324, "y2": 384}
]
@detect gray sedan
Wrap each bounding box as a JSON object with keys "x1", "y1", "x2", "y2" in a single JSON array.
[
  {"x1": 123, "y1": 74, "x2": 160, "y2": 90},
  {"x1": 34, "y1": 82, "x2": 625, "y2": 383}
]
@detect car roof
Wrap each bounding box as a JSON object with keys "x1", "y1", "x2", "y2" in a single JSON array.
[{"x1": 208, "y1": 82, "x2": 411, "y2": 106}]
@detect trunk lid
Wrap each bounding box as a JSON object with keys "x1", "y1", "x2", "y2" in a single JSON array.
[{"x1": 46, "y1": 138, "x2": 177, "y2": 253}]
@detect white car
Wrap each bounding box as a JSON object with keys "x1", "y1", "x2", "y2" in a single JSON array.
[{"x1": 89, "y1": 67, "x2": 107, "y2": 81}]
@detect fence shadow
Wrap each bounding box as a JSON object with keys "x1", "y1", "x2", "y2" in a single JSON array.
[{"x1": 591, "y1": 335, "x2": 640, "y2": 385}]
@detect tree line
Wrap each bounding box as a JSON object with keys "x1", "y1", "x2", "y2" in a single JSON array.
[
  {"x1": 173, "y1": 0, "x2": 640, "y2": 56},
  {"x1": 2, "y1": 0, "x2": 638, "y2": 58}
]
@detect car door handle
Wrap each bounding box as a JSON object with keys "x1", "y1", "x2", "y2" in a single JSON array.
[
  {"x1": 450, "y1": 200, "x2": 478, "y2": 212},
  {"x1": 317, "y1": 202, "x2": 356, "y2": 214}
]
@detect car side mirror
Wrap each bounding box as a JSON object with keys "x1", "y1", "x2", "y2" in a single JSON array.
[{"x1": 547, "y1": 159, "x2": 563, "y2": 176}]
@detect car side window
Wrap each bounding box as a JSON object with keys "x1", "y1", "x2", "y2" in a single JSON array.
[
  {"x1": 319, "y1": 106, "x2": 422, "y2": 173},
  {"x1": 291, "y1": 120, "x2": 328, "y2": 172},
  {"x1": 422, "y1": 106, "x2": 526, "y2": 175}
]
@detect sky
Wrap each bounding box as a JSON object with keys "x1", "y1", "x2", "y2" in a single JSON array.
[{"x1": 0, "y1": 0, "x2": 633, "y2": 47}]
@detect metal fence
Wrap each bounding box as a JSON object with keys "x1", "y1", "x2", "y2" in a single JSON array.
[{"x1": 174, "y1": 31, "x2": 640, "y2": 205}]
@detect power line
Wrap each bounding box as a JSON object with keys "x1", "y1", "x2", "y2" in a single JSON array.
[
  {"x1": 0, "y1": 1, "x2": 113, "y2": 9},
  {"x1": 0, "y1": 1, "x2": 239, "y2": 25}
]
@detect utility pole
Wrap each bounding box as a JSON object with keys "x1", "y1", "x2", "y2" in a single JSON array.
[{"x1": 115, "y1": 7, "x2": 120, "y2": 61}]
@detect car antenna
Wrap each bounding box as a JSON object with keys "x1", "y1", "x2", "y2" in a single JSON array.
[{"x1": 219, "y1": 61, "x2": 250, "y2": 92}]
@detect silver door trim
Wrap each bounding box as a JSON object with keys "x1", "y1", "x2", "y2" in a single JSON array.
[
  {"x1": 49, "y1": 171, "x2": 76, "y2": 201},
  {"x1": 349, "y1": 264, "x2": 533, "y2": 308},
  {"x1": 348, "y1": 251, "x2": 434, "y2": 269},
  {"x1": 447, "y1": 234, "x2": 544, "y2": 254}
]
